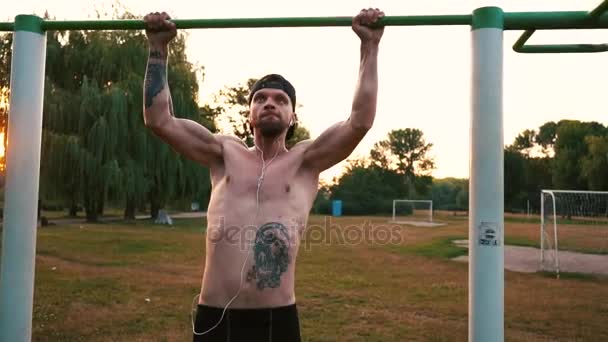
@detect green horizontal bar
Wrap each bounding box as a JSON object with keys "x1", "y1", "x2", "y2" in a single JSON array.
[
  {"x1": 38, "y1": 15, "x2": 472, "y2": 31},
  {"x1": 36, "y1": 13, "x2": 608, "y2": 31},
  {"x1": 0, "y1": 22, "x2": 14, "y2": 31},
  {"x1": 0, "y1": 11, "x2": 606, "y2": 32},
  {"x1": 0, "y1": 10, "x2": 606, "y2": 33},
  {"x1": 505, "y1": 11, "x2": 608, "y2": 30},
  {"x1": 513, "y1": 0, "x2": 608, "y2": 54},
  {"x1": 516, "y1": 44, "x2": 608, "y2": 53}
]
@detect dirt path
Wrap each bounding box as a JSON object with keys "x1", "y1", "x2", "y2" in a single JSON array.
[{"x1": 451, "y1": 239, "x2": 608, "y2": 275}]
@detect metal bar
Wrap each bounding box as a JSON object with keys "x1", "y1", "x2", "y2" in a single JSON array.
[
  {"x1": 36, "y1": 15, "x2": 471, "y2": 31},
  {"x1": 0, "y1": 14, "x2": 46, "y2": 342},
  {"x1": 0, "y1": 22, "x2": 14, "y2": 31},
  {"x1": 36, "y1": 13, "x2": 608, "y2": 31},
  {"x1": 504, "y1": 11, "x2": 608, "y2": 30},
  {"x1": 517, "y1": 44, "x2": 608, "y2": 53},
  {"x1": 542, "y1": 189, "x2": 608, "y2": 194},
  {"x1": 590, "y1": 0, "x2": 608, "y2": 17},
  {"x1": 0, "y1": 11, "x2": 605, "y2": 32},
  {"x1": 470, "y1": 7, "x2": 505, "y2": 341},
  {"x1": 513, "y1": 0, "x2": 608, "y2": 53},
  {"x1": 512, "y1": 29, "x2": 534, "y2": 52}
]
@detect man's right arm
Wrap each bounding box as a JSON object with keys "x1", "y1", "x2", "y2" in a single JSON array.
[{"x1": 143, "y1": 12, "x2": 222, "y2": 167}]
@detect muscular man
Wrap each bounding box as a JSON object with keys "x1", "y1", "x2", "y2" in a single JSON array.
[{"x1": 143, "y1": 8, "x2": 385, "y2": 342}]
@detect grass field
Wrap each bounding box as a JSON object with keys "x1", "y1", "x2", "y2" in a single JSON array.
[{"x1": 3, "y1": 213, "x2": 608, "y2": 341}]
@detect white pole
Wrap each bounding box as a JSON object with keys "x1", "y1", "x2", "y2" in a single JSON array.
[
  {"x1": 0, "y1": 15, "x2": 46, "y2": 342},
  {"x1": 540, "y1": 191, "x2": 545, "y2": 268},
  {"x1": 469, "y1": 7, "x2": 504, "y2": 342}
]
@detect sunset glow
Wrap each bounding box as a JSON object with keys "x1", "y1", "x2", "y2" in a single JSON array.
[{"x1": 0, "y1": 87, "x2": 8, "y2": 171}]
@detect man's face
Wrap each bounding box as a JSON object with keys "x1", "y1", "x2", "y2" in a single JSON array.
[{"x1": 249, "y1": 88, "x2": 294, "y2": 138}]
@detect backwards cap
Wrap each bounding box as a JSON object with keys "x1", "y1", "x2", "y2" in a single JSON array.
[{"x1": 248, "y1": 74, "x2": 296, "y2": 110}]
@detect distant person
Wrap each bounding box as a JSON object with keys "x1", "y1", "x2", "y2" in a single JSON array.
[{"x1": 143, "y1": 8, "x2": 385, "y2": 341}]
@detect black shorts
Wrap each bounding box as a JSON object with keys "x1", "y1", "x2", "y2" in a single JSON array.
[{"x1": 192, "y1": 304, "x2": 301, "y2": 342}]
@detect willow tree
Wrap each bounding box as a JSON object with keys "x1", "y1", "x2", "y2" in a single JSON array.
[{"x1": 32, "y1": 12, "x2": 214, "y2": 221}]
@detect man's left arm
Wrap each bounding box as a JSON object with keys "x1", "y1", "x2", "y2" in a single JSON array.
[{"x1": 302, "y1": 9, "x2": 384, "y2": 172}]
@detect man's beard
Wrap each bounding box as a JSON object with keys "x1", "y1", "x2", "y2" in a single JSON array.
[{"x1": 257, "y1": 120, "x2": 285, "y2": 138}]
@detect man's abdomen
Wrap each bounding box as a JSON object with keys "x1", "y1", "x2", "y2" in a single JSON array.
[{"x1": 200, "y1": 211, "x2": 302, "y2": 308}]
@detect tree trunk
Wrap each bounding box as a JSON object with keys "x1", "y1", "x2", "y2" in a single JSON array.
[
  {"x1": 150, "y1": 199, "x2": 161, "y2": 220},
  {"x1": 124, "y1": 197, "x2": 136, "y2": 220},
  {"x1": 69, "y1": 206, "x2": 78, "y2": 217},
  {"x1": 68, "y1": 198, "x2": 78, "y2": 217},
  {"x1": 84, "y1": 192, "x2": 99, "y2": 222},
  {"x1": 97, "y1": 197, "x2": 104, "y2": 216}
]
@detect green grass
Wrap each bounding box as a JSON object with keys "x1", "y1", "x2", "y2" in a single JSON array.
[
  {"x1": 387, "y1": 236, "x2": 468, "y2": 259},
  {"x1": 505, "y1": 216, "x2": 541, "y2": 224},
  {"x1": 1, "y1": 215, "x2": 607, "y2": 340},
  {"x1": 504, "y1": 236, "x2": 539, "y2": 248}
]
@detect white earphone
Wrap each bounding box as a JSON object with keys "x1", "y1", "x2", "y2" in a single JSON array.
[{"x1": 192, "y1": 138, "x2": 281, "y2": 336}]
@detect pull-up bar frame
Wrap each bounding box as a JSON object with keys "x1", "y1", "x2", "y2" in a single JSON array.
[
  {"x1": 1, "y1": 9, "x2": 608, "y2": 53},
  {"x1": 0, "y1": 2, "x2": 606, "y2": 342}
]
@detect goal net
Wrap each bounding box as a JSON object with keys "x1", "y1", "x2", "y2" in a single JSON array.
[
  {"x1": 392, "y1": 200, "x2": 433, "y2": 226},
  {"x1": 540, "y1": 190, "x2": 608, "y2": 275}
]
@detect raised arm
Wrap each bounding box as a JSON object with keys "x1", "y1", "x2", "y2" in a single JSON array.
[
  {"x1": 143, "y1": 12, "x2": 222, "y2": 167},
  {"x1": 302, "y1": 8, "x2": 385, "y2": 172}
]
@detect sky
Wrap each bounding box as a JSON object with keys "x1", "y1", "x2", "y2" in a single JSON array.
[{"x1": 2, "y1": 0, "x2": 607, "y2": 183}]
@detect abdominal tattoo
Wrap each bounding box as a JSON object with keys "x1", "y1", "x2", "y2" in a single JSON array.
[{"x1": 246, "y1": 222, "x2": 291, "y2": 290}]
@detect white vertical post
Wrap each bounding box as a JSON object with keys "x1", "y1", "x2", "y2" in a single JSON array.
[
  {"x1": 540, "y1": 191, "x2": 545, "y2": 267},
  {"x1": 469, "y1": 7, "x2": 504, "y2": 342},
  {"x1": 0, "y1": 15, "x2": 46, "y2": 342}
]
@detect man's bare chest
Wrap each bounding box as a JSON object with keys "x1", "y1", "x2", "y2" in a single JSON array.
[{"x1": 221, "y1": 159, "x2": 300, "y2": 200}]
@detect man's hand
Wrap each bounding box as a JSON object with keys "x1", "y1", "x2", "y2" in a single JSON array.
[
  {"x1": 352, "y1": 8, "x2": 385, "y2": 45},
  {"x1": 144, "y1": 12, "x2": 177, "y2": 47}
]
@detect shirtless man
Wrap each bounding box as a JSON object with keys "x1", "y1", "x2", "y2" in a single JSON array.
[{"x1": 143, "y1": 8, "x2": 385, "y2": 342}]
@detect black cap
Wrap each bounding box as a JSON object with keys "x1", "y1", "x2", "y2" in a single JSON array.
[{"x1": 248, "y1": 74, "x2": 296, "y2": 110}]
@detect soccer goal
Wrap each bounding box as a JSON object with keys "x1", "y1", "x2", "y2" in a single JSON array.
[
  {"x1": 540, "y1": 190, "x2": 608, "y2": 275},
  {"x1": 392, "y1": 200, "x2": 434, "y2": 226}
]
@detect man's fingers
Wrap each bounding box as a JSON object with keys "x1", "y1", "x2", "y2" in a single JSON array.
[
  {"x1": 169, "y1": 21, "x2": 177, "y2": 33},
  {"x1": 356, "y1": 8, "x2": 383, "y2": 25},
  {"x1": 354, "y1": 8, "x2": 384, "y2": 29}
]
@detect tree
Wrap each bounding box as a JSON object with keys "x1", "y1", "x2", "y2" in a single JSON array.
[
  {"x1": 552, "y1": 120, "x2": 606, "y2": 190},
  {"x1": 504, "y1": 148, "x2": 528, "y2": 211},
  {"x1": 329, "y1": 159, "x2": 406, "y2": 215},
  {"x1": 217, "y1": 78, "x2": 310, "y2": 148},
  {"x1": 218, "y1": 79, "x2": 256, "y2": 146},
  {"x1": 0, "y1": 33, "x2": 11, "y2": 86},
  {"x1": 1, "y1": 11, "x2": 214, "y2": 221},
  {"x1": 581, "y1": 136, "x2": 608, "y2": 191},
  {"x1": 512, "y1": 129, "x2": 536, "y2": 156},
  {"x1": 286, "y1": 125, "x2": 311, "y2": 149},
  {"x1": 535, "y1": 121, "x2": 557, "y2": 155},
  {"x1": 369, "y1": 128, "x2": 434, "y2": 197}
]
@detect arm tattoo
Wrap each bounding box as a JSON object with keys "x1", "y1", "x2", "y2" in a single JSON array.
[
  {"x1": 246, "y1": 222, "x2": 291, "y2": 290},
  {"x1": 144, "y1": 62, "x2": 166, "y2": 109},
  {"x1": 149, "y1": 51, "x2": 164, "y2": 59}
]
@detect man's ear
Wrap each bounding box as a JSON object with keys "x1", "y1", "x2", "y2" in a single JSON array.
[
  {"x1": 248, "y1": 112, "x2": 254, "y2": 134},
  {"x1": 290, "y1": 112, "x2": 298, "y2": 126}
]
